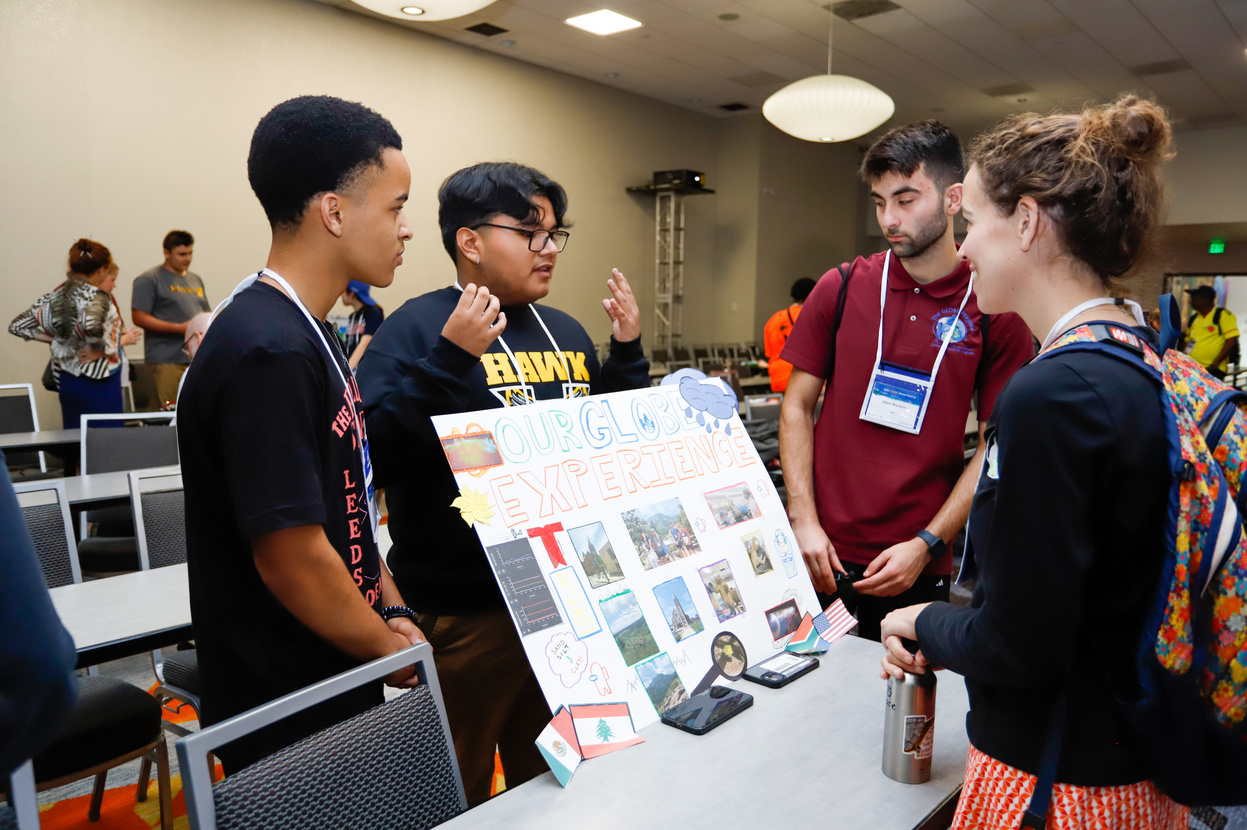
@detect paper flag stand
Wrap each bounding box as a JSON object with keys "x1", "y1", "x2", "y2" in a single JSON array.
[
  {"x1": 535, "y1": 701, "x2": 645, "y2": 787},
  {"x1": 786, "y1": 599, "x2": 858, "y2": 654}
]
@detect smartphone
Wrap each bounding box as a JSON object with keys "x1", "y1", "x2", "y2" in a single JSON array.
[
  {"x1": 660, "y1": 686, "x2": 754, "y2": 735},
  {"x1": 742, "y1": 652, "x2": 820, "y2": 688}
]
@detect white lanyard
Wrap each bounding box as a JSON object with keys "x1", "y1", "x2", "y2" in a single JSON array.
[
  {"x1": 213, "y1": 269, "x2": 378, "y2": 543},
  {"x1": 870, "y1": 251, "x2": 976, "y2": 389},
  {"x1": 451, "y1": 282, "x2": 584, "y2": 402},
  {"x1": 859, "y1": 252, "x2": 975, "y2": 434},
  {"x1": 1041, "y1": 297, "x2": 1146, "y2": 351}
]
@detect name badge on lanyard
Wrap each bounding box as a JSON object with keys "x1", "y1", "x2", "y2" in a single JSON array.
[{"x1": 859, "y1": 251, "x2": 975, "y2": 435}]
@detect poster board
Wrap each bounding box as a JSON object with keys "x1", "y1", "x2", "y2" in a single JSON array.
[{"x1": 430, "y1": 377, "x2": 821, "y2": 729}]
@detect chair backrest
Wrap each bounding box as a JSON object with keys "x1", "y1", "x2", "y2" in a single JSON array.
[
  {"x1": 5, "y1": 761, "x2": 39, "y2": 830},
  {"x1": 177, "y1": 644, "x2": 467, "y2": 830},
  {"x1": 13, "y1": 480, "x2": 79, "y2": 588},
  {"x1": 0, "y1": 384, "x2": 44, "y2": 472},
  {"x1": 129, "y1": 471, "x2": 186, "y2": 570},
  {"x1": 80, "y1": 412, "x2": 178, "y2": 475},
  {"x1": 0, "y1": 384, "x2": 39, "y2": 433}
]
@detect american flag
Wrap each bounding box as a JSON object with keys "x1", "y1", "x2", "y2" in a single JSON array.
[{"x1": 814, "y1": 598, "x2": 858, "y2": 643}]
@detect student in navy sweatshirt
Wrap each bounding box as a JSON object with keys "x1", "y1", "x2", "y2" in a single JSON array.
[{"x1": 357, "y1": 162, "x2": 649, "y2": 805}]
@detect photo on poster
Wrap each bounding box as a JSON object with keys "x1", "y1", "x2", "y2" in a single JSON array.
[
  {"x1": 652, "y1": 577, "x2": 705, "y2": 642},
  {"x1": 635, "y1": 652, "x2": 690, "y2": 715},
  {"x1": 621, "y1": 497, "x2": 702, "y2": 571},
  {"x1": 599, "y1": 590, "x2": 661, "y2": 666},
  {"x1": 705, "y1": 483, "x2": 762, "y2": 530},
  {"x1": 440, "y1": 431, "x2": 504, "y2": 473},
  {"x1": 698, "y1": 560, "x2": 746, "y2": 622},
  {"x1": 566, "y1": 522, "x2": 625, "y2": 589},
  {"x1": 765, "y1": 598, "x2": 802, "y2": 641},
  {"x1": 484, "y1": 538, "x2": 563, "y2": 637},
  {"x1": 741, "y1": 530, "x2": 773, "y2": 576}
]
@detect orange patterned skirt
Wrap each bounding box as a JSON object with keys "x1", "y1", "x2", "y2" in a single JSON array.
[{"x1": 951, "y1": 744, "x2": 1189, "y2": 830}]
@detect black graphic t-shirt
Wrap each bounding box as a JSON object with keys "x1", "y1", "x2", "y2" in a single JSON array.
[{"x1": 178, "y1": 280, "x2": 383, "y2": 771}]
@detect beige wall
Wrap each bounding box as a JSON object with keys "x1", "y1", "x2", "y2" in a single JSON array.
[
  {"x1": 4, "y1": 0, "x2": 1243, "y2": 425},
  {"x1": 1, "y1": 0, "x2": 728, "y2": 420}
]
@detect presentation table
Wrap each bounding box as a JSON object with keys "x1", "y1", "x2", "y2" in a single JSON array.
[
  {"x1": 49, "y1": 563, "x2": 192, "y2": 669},
  {"x1": 440, "y1": 634, "x2": 969, "y2": 830},
  {"x1": 0, "y1": 428, "x2": 80, "y2": 454},
  {"x1": 63, "y1": 465, "x2": 180, "y2": 507}
]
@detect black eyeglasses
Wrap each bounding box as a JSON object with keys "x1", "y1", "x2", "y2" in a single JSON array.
[{"x1": 473, "y1": 223, "x2": 570, "y2": 253}]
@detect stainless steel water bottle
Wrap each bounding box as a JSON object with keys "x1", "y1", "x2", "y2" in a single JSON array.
[{"x1": 882, "y1": 670, "x2": 937, "y2": 784}]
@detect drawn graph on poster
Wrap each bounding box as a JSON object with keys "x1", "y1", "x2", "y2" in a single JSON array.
[{"x1": 485, "y1": 538, "x2": 562, "y2": 636}]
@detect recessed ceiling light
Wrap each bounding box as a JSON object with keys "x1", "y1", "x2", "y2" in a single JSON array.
[
  {"x1": 566, "y1": 10, "x2": 643, "y2": 35},
  {"x1": 604, "y1": 71, "x2": 621, "y2": 79},
  {"x1": 499, "y1": 38, "x2": 517, "y2": 47},
  {"x1": 400, "y1": 5, "x2": 423, "y2": 13}
]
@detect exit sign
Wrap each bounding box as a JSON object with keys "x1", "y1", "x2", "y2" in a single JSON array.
[{"x1": 1210, "y1": 238, "x2": 1226, "y2": 254}]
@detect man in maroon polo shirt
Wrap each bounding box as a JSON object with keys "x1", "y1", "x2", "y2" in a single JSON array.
[{"x1": 778, "y1": 121, "x2": 1033, "y2": 641}]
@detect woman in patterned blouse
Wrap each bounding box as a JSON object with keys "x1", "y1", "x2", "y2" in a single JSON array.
[{"x1": 10, "y1": 239, "x2": 141, "y2": 428}]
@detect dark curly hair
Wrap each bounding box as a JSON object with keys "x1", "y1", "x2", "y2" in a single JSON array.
[
  {"x1": 247, "y1": 96, "x2": 402, "y2": 233},
  {"x1": 967, "y1": 94, "x2": 1173, "y2": 284},
  {"x1": 438, "y1": 162, "x2": 571, "y2": 264},
  {"x1": 860, "y1": 120, "x2": 964, "y2": 193}
]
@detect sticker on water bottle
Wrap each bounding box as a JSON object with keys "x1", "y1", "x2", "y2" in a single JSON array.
[{"x1": 903, "y1": 715, "x2": 934, "y2": 759}]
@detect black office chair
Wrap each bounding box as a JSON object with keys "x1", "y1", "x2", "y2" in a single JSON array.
[
  {"x1": 77, "y1": 412, "x2": 179, "y2": 573},
  {"x1": 13, "y1": 479, "x2": 173, "y2": 829},
  {"x1": 178, "y1": 645, "x2": 467, "y2": 830},
  {"x1": 0, "y1": 383, "x2": 55, "y2": 479},
  {"x1": 130, "y1": 471, "x2": 201, "y2": 732}
]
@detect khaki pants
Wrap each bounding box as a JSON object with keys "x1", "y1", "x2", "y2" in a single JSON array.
[
  {"x1": 131, "y1": 363, "x2": 188, "y2": 411},
  {"x1": 415, "y1": 609, "x2": 551, "y2": 806}
]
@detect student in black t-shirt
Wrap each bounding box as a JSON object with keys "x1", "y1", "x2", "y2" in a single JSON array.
[
  {"x1": 177, "y1": 95, "x2": 425, "y2": 773},
  {"x1": 341, "y1": 279, "x2": 384, "y2": 370}
]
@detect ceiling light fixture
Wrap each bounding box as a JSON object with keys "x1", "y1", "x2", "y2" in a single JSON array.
[
  {"x1": 762, "y1": 7, "x2": 893, "y2": 143},
  {"x1": 566, "y1": 10, "x2": 642, "y2": 36},
  {"x1": 347, "y1": 1, "x2": 495, "y2": 22}
]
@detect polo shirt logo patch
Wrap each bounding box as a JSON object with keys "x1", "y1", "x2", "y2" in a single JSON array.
[{"x1": 931, "y1": 309, "x2": 976, "y2": 355}]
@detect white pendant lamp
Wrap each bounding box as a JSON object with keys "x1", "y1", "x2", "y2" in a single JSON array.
[
  {"x1": 763, "y1": 9, "x2": 894, "y2": 143},
  {"x1": 348, "y1": 0, "x2": 496, "y2": 22}
]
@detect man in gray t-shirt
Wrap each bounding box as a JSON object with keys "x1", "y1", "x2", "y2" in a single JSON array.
[{"x1": 130, "y1": 230, "x2": 211, "y2": 409}]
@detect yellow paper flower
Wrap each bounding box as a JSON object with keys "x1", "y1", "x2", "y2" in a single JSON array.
[{"x1": 451, "y1": 488, "x2": 495, "y2": 527}]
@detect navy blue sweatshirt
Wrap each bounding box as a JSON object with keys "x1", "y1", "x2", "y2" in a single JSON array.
[
  {"x1": 357, "y1": 286, "x2": 649, "y2": 614},
  {"x1": 916, "y1": 324, "x2": 1170, "y2": 786}
]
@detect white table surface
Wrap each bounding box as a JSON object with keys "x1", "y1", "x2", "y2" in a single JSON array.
[
  {"x1": 63, "y1": 465, "x2": 180, "y2": 505},
  {"x1": 50, "y1": 563, "x2": 191, "y2": 662},
  {"x1": 441, "y1": 634, "x2": 970, "y2": 830},
  {"x1": 0, "y1": 428, "x2": 80, "y2": 452}
]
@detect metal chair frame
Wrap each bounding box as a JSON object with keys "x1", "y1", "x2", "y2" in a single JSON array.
[
  {"x1": 0, "y1": 383, "x2": 47, "y2": 473},
  {"x1": 128, "y1": 471, "x2": 200, "y2": 737},
  {"x1": 177, "y1": 644, "x2": 467, "y2": 830}
]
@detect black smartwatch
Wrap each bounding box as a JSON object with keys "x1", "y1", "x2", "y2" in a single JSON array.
[
  {"x1": 915, "y1": 530, "x2": 947, "y2": 559},
  {"x1": 381, "y1": 605, "x2": 416, "y2": 623}
]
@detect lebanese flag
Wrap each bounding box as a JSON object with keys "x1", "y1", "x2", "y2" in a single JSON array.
[{"x1": 568, "y1": 702, "x2": 644, "y2": 758}]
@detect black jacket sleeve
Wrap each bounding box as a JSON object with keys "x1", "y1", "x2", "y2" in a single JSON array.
[
  {"x1": 915, "y1": 360, "x2": 1113, "y2": 685},
  {"x1": 596, "y1": 336, "x2": 649, "y2": 394},
  {"x1": 0, "y1": 458, "x2": 78, "y2": 776}
]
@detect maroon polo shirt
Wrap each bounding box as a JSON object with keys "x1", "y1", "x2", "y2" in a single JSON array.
[{"x1": 780, "y1": 251, "x2": 1033, "y2": 574}]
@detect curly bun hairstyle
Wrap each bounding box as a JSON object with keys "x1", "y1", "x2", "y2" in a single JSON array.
[
  {"x1": 67, "y1": 238, "x2": 113, "y2": 278},
  {"x1": 967, "y1": 94, "x2": 1173, "y2": 284}
]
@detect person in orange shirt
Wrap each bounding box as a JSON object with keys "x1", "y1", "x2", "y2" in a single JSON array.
[{"x1": 764, "y1": 278, "x2": 817, "y2": 391}]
